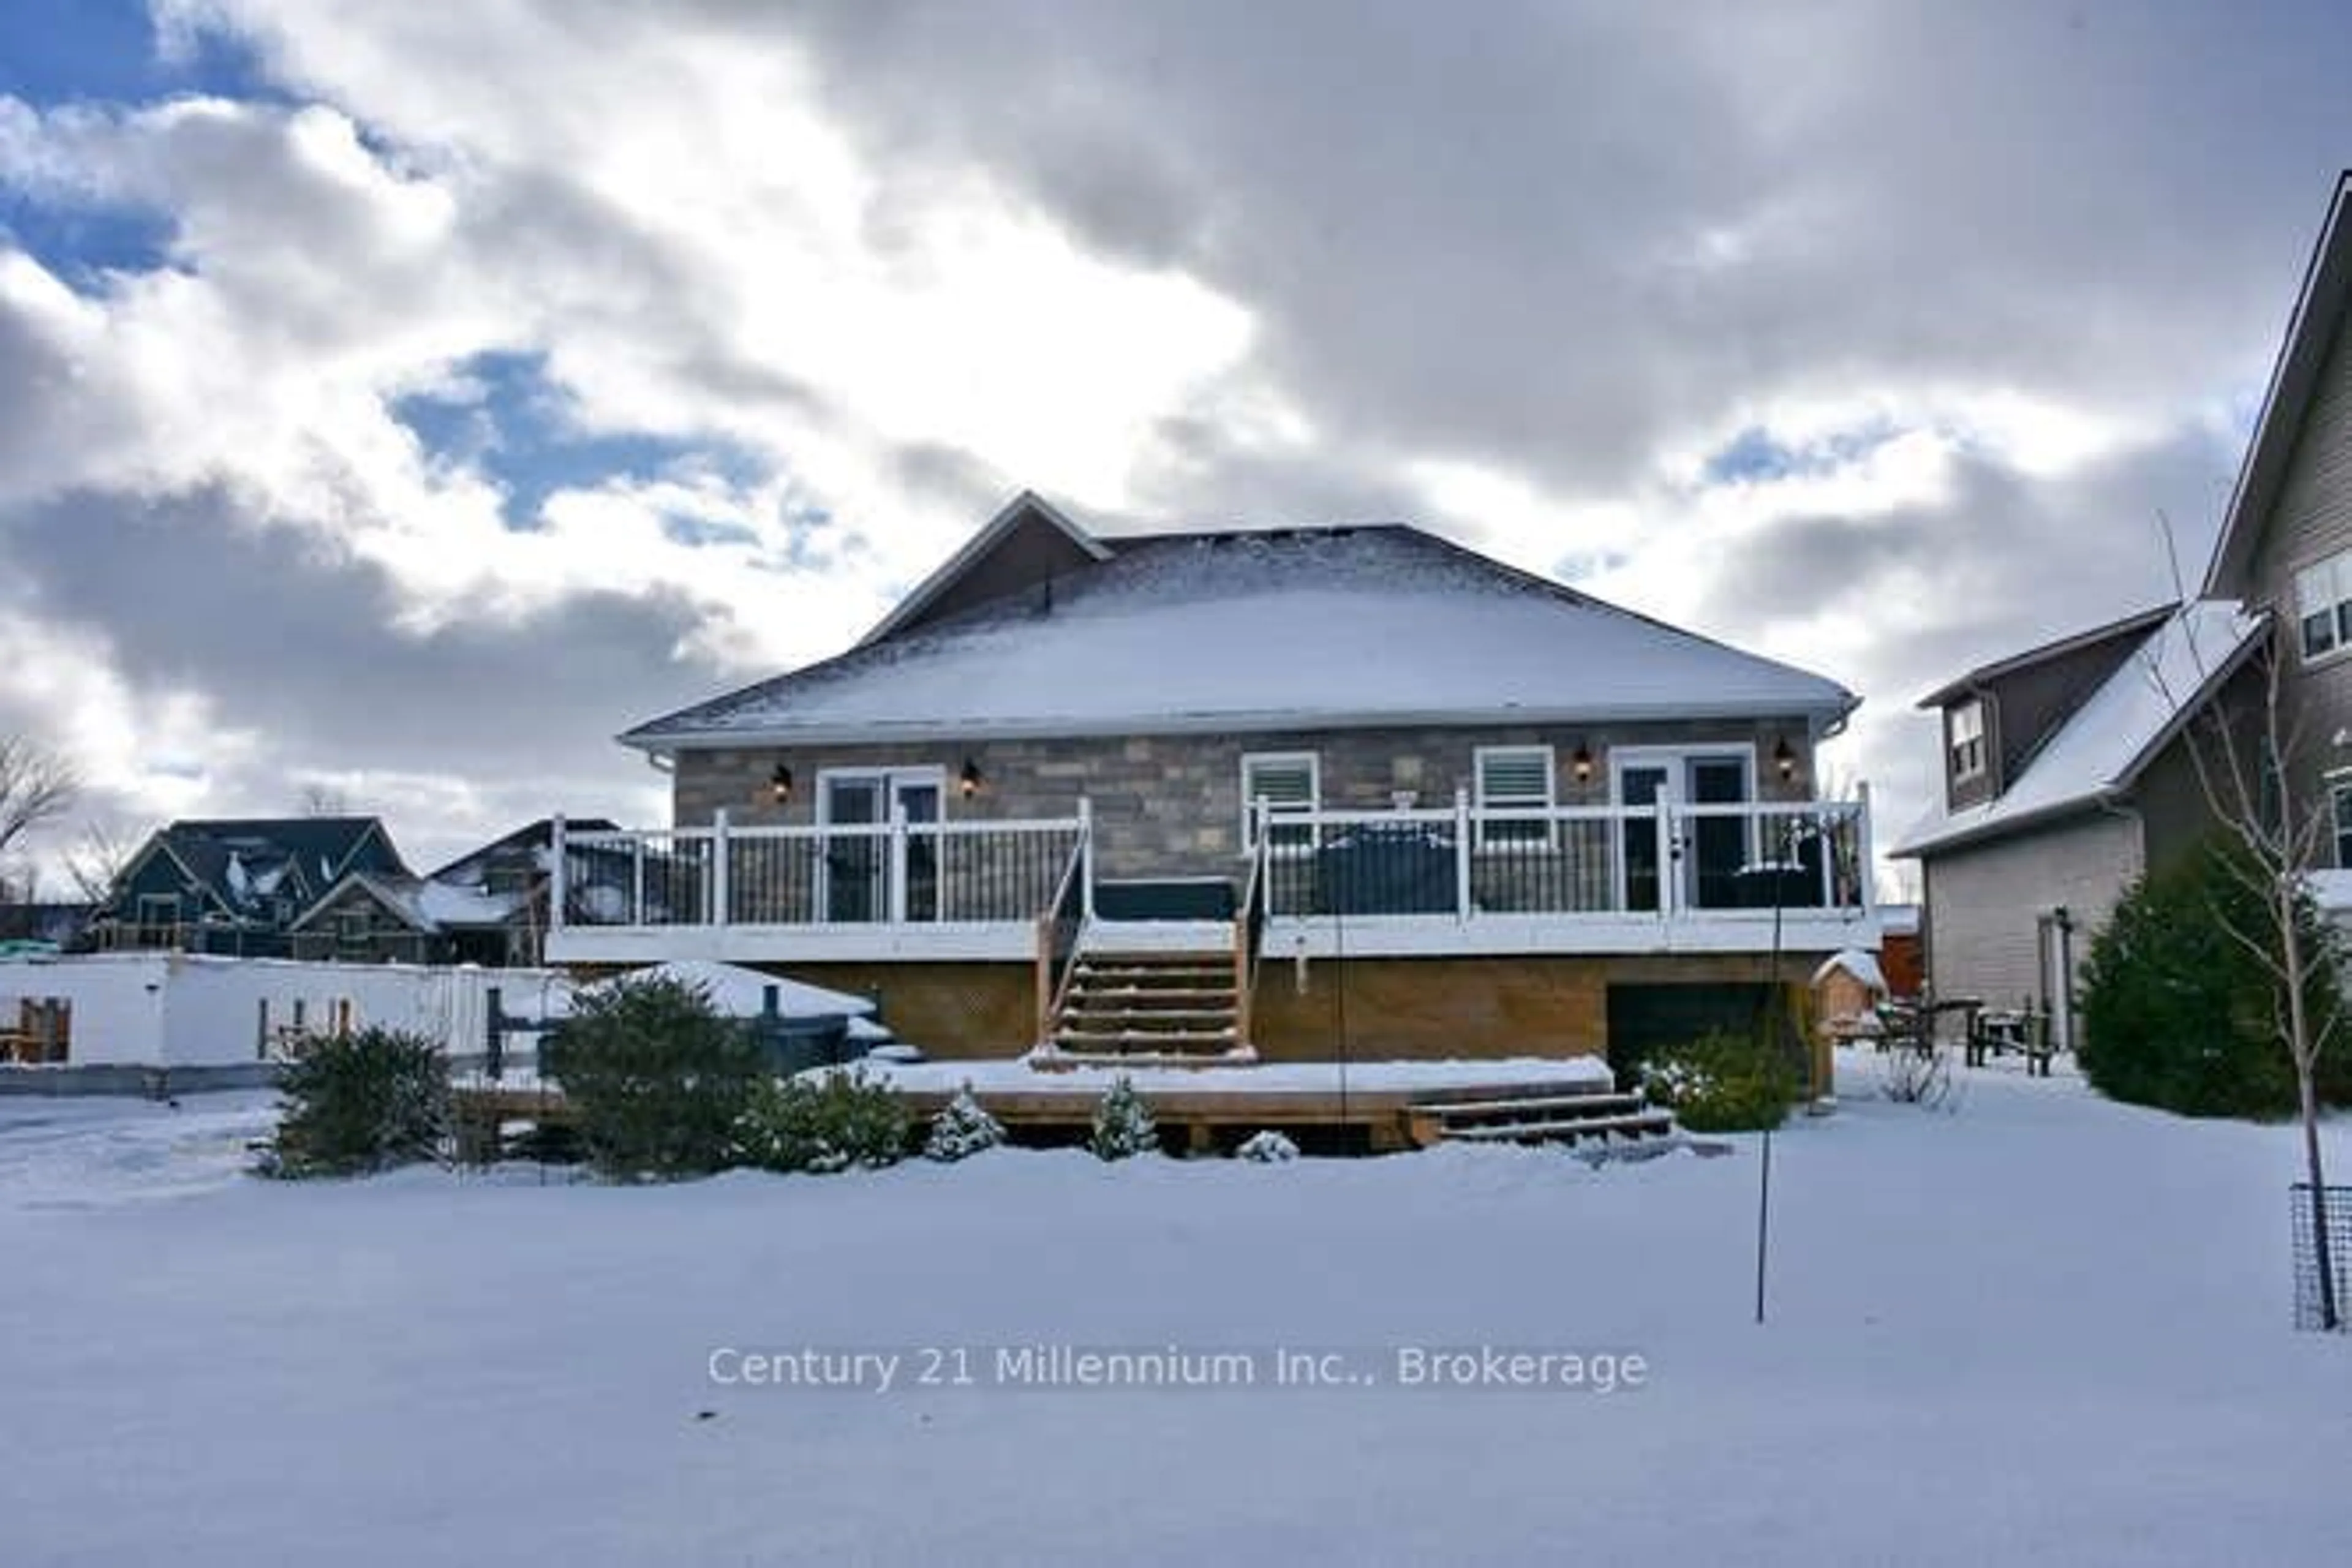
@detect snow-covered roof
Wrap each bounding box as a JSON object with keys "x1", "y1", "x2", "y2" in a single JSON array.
[
  {"x1": 582, "y1": 960, "x2": 878, "y2": 1020},
  {"x1": 1894, "y1": 601, "x2": 2267, "y2": 858},
  {"x1": 1812, "y1": 948, "x2": 1888, "y2": 992},
  {"x1": 624, "y1": 524, "x2": 1858, "y2": 747},
  {"x1": 292, "y1": 870, "x2": 525, "y2": 934}
]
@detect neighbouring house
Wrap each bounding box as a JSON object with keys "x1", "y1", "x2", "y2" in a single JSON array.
[
  {"x1": 547, "y1": 491, "x2": 1880, "y2": 1068},
  {"x1": 1875, "y1": 902, "x2": 1924, "y2": 997},
  {"x1": 90, "y1": 817, "x2": 409, "y2": 958},
  {"x1": 1891, "y1": 601, "x2": 2265, "y2": 1042},
  {"x1": 287, "y1": 818, "x2": 619, "y2": 967},
  {"x1": 1894, "y1": 172, "x2": 2352, "y2": 1036}
]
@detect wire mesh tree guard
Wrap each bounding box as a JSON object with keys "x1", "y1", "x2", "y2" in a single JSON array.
[{"x1": 2290, "y1": 1183, "x2": 2349, "y2": 1332}]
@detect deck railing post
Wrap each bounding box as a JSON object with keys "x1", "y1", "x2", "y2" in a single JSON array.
[
  {"x1": 1453, "y1": 788, "x2": 1473, "y2": 922},
  {"x1": 1856, "y1": 780, "x2": 1877, "y2": 920},
  {"x1": 712, "y1": 808, "x2": 730, "y2": 928},
  {"x1": 549, "y1": 814, "x2": 567, "y2": 932},
  {"x1": 1079, "y1": 797, "x2": 1095, "y2": 922},
  {"x1": 889, "y1": 802, "x2": 909, "y2": 925},
  {"x1": 1655, "y1": 802, "x2": 1677, "y2": 921},
  {"x1": 631, "y1": 836, "x2": 647, "y2": 927}
]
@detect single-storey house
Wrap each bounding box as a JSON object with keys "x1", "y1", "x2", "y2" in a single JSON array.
[{"x1": 546, "y1": 492, "x2": 1881, "y2": 1067}]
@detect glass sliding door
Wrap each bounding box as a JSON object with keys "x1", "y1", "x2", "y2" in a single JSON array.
[
  {"x1": 1612, "y1": 747, "x2": 1757, "y2": 914},
  {"x1": 820, "y1": 768, "x2": 947, "y2": 924}
]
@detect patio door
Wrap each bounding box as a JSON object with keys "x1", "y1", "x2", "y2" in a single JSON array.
[
  {"x1": 819, "y1": 770, "x2": 944, "y2": 924},
  {"x1": 1613, "y1": 748, "x2": 1755, "y2": 913}
]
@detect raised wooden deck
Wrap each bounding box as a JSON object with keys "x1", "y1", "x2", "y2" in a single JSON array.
[{"x1": 450, "y1": 1061, "x2": 1672, "y2": 1161}]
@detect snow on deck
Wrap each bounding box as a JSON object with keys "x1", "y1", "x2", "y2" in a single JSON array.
[
  {"x1": 4, "y1": 1054, "x2": 2349, "y2": 1566},
  {"x1": 860, "y1": 1054, "x2": 1615, "y2": 1098}
]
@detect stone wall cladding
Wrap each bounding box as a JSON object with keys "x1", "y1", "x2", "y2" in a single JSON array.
[{"x1": 670, "y1": 718, "x2": 1822, "y2": 883}]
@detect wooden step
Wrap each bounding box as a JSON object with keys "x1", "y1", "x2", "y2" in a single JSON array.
[
  {"x1": 1033, "y1": 1045, "x2": 1259, "y2": 1071},
  {"x1": 1053, "y1": 1028, "x2": 1240, "y2": 1052},
  {"x1": 1067, "y1": 986, "x2": 1235, "y2": 1006},
  {"x1": 1076, "y1": 967, "x2": 1233, "y2": 987},
  {"x1": 1058, "y1": 1007, "x2": 1238, "y2": 1028},
  {"x1": 1413, "y1": 1091, "x2": 1648, "y2": 1120},
  {"x1": 1442, "y1": 1111, "x2": 1675, "y2": 1144}
]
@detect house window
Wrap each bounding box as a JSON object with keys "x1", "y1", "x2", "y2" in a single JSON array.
[
  {"x1": 1240, "y1": 752, "x2": 1320, "y2": 854},
  {"x1": 1475, "y1": 745, "x2": 1556, "y2": 849},
  {"x1": 2297, "y1": 553, "x2": 2352, "y2": 660},
  {"x1": 2334, "y1": 782, "x2": 2352, "y2": 869},
  {"x1": 1948, "y1": 699, "x2": 1987, "y2": 783},
  {"x1": 135, "y1": 894, "x2": 180, "y2": 931}
]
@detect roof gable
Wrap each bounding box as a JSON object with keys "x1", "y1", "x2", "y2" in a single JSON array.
[
  {"x1": 856, "y1": 490, "x2": 1110, "y2": 649},
  {"x1": 625, "y1": 521, "x2": 1859, "y2": 747},
  {"x1": 2203, "y1": 172, "x2": 2352, "y2": 598},
  {"x1": 1893, "y1": 601, "x2": 2267, "y2": 858}
]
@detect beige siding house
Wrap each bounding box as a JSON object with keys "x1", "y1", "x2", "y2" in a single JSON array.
[
  {"x1": 1899, "y1": 170, "x2": 2352, "y2": 1035},
  {"x1": 549, "y1": 492, "x2": 1879, "y2": 1067}
]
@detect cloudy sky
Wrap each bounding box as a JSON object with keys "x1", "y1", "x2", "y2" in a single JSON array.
[{"x1": 2, "y1": 0, "x2": 2349, "y2": 884}]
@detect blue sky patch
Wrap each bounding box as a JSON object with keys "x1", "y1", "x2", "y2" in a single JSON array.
[
  {"x1": 1702, "y1": 420, "x2": 1904, "y2": 486},
  {"x1": 0, "y1": 0, "x2": 280, "y2": 109},
  {"x1": 392, "y1": 350, "x2": 766, "y2": 530}
]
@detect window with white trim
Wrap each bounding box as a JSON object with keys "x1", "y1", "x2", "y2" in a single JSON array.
[
  {"x1": 2298, "y1": 553, "x2": 2352, "y2": 660},
  {"x1": 1948, "y1": 699, "x2": 1986, "y2": 783},
  {"x1": 1240, "y1": 752, "x2": 1319, "y2": 855},
  {"x1": 1475, "y1": 745, "x2": 1556, "y2": 848}
]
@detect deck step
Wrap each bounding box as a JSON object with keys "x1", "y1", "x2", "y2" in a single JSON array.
[
  {"x1": 1054, "y1": 1028, "x2": 1240, "y2": 1052},
  {"x1": 1076, "y1": 967, "x2": 1233, "y2": 986},
  {"x1": 1411, "y1": 1091, "x2": 1647, "y2": 1120},
  {"x1": 1058, "y1": 1008, "x2": 1238, "y2": 1027},
  {"x1": 1442, "y1": 1111, "x2": 1675, "y2": 1144},
  {"x1": 1066, "y1": 986, "x2": 1235, "y2": 1005}
]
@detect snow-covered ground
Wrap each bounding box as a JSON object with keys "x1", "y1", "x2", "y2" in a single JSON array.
[{"x1": 2, "y1": 1054, "x2": 2347, "y2": 1566}]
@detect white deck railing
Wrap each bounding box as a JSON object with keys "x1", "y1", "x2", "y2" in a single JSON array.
[
  {"x1": 550, "y1": 808, "x2": 1090, "y2": 932},
  {"x1": 546, "y1": 785, "x2": 1875, "y2": 948},
  {"x1": 1253, "y1": 787, "x2": 1875, "y2": 925}
]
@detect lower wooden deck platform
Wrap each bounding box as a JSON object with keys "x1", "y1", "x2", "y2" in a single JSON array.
[{"x1": 451, "y1": 1057, "x2": 1669, "y2": 1160}]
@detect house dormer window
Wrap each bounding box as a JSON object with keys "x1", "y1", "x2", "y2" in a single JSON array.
[
  {"x1": 1949, "y1": 699, "x2": 1987, "y2": 784},
  {"x1": 2296, "y1": 553, "x2": 2352, "y2": 661}
]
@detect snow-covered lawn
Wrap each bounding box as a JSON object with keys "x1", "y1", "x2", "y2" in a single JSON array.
[{"x1": 4, "y1": 1054, "x2": 2348, "y2": 1566}]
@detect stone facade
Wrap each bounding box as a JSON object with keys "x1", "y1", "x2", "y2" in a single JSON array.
[{"x1": 671, "y1": 717, "x2": 1822, "y2": 884}]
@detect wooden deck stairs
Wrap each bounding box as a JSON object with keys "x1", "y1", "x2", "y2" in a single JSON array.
[
  {"x1": 1407, "y1": 1087, "x2": 1675, "y2": 1148},
  {"x1": 1040, "y1": 949, "x2": 1254, "y2": 1068}
]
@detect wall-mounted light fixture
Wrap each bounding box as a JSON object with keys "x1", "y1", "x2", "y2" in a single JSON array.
[
  {"x1": 1570, "y1": 742, "x2": 1595, "y2": 785},
  {"x1": 768, "y1": 763, "x2": 794, "y2": 804},
  {"x1": 959, "y1": 757, "x2": 986, "y2": 798},
  {"x1": 1773, "y1": 736, "x2": 1797, "y2": 783}
]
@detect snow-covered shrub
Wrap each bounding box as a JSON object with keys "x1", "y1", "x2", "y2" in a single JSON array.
[
  {"x1": 543, "y1": 976, "x2": 766, "y2": 1181},
  {"x1": 1638, "y1": 1031, "x2": 1794, "y2": 1133},
  {"x1": 1089, "y1": 1076, "x2": 1159, "y2": 1161},
  {"x1": 924, "y1": 1085, "x2": 1005, "y2": 1163},
  {"x1": 1235, "y1": 1129, "x2": 1299, "y2": 1163},
  {"x1": 263, "y1": 1027, "x2": 448, "y2": 1178},
  {"x1": 2079, "y1": 844, "x2": 2352, "y2": 1118},
  {"x1": 737, "y1": 1067, "x2": 912, "y2": 1174}
]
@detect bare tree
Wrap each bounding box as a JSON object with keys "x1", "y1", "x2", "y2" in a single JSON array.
[
  {"x1": 0, "y1": 734, "x2": 77, "y2": 864},
  {"x1": 2168, "y1": 628, "x2": 2342, "y2": 1329},
  {"x1": 2150, "y1": 512, "x2": 2340, "y2": 1329},
  {"x1": 62, "y1": 820, "x2": 144, "y2": 905}
]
